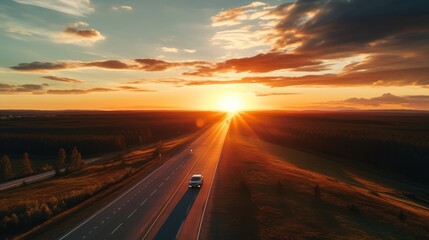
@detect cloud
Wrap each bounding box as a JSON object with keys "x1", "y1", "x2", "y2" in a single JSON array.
[
  {"x1": 328, "y1": 93, "x2": 429, "y2": 110},
  {"x1": 161, "y1": 47, "x2": 179, "y2": 53},
  {"x1": 42, "y1": 75, "x2": 83, "y2": 83},
  {"x1": 118, "y1": 86, "x2": 156, "y2": 92},
  {"x1": 210, "y1": 2, "x2": 278, "y2": 49},
  {"x1": 134, "y1": 59, "x2": 209, "y2": 71},
  {"x1": 14, "y1": 0, "x2": 94, "y2": 16},
  {"x1": 85, "y1": 60, "x2": 134, "y2": 69},
  {"x1": 0, "y1": 83, "x2": 47, "y2": 94},
  {"x1": 125, "y1": 78, "x2": 187, "y2": 86},
  {"x1": 255, "y1": 92, "x2": 298, "y2": 97},
  {"x1": 211, "y1": 1, "x2": 267, "y2": 27},
  {"x1": 184, "y1": 49, "x2": 196, "y2": 53},
  {"x1": 46, "y1": 88, "x2": 116, "y2": 95},
  {"x1": 184, "y1": 52, "x2": 321, "y2": 76},
  {"x1": 11, "y1": 58, "x2": 210, "y2": 72},
  {"x1": 55, "y1": 22, "x2": 105, "y2": 46},
  {"x1": 185, "y1": 67, "x2": 429, "y2": 87},
  {"x1": 112, "y1": 5, "x2": 133, "y2": 11},
  {"x1": 11, "y1": 61, "x2": 78, "y2": 71}
]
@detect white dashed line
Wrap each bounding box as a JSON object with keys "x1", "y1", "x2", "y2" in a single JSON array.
[
  {"x1": 94, "y1": 226, "x2": 98, "y2": 230},
  {"x1": 140, "y1": 198, "x2": 148, "y2": 206},
  {"x1": 166, "y1": 176, "x2": 170, "y2": 181},
  {"x1": 111, "y1": 223, "x2": 123, "y2": 234},
  {"x1": 128, "y1": 209, "x2": 137, "y2": 218},
  {"x1": 159, "y1": 182, "x2": 164, "y2": 188},
  {"x1": 150, "y1": 189, "x2": 157, "y2": 196},
  {"x1": 101, "y1": 220, "x2": 105, "y2": 224},
  {"x1": 82, "y1": 236, "x2": 86, "y2": 239},
  {"x1": 127, "y1": 199, "x2": 130, "y2": 203},
  {"x1": 88, "y1": 230, "x2": 92, "y2": 234},
  {"x1": 113, "y1": 210, "x2": 116, "y2": 214}
]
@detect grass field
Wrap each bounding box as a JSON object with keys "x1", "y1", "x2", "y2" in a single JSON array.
[{"x1": 208, "y1": 112, "x2": 429, "y2": 240}]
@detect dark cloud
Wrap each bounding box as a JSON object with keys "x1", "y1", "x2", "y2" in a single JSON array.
[
  {"x1": 135, "y1": 59, "x2": 209, "y2": 71},
  {"x1": 0, "y1": 83, "x2": 47, "y2": 94},
  {"x1": 11, "y1": 62, "x2": 73, "y2": 71},
  {"x1": 185, "y1": 67, "x2": 429, "y2": 87},
  {"x1": 63, "y1": 26, "x2": 102, "y2": 38},
  {"x1": 11, "y1": 59, "x2": 209, "y2": 72},
  {"x1": 85, "y1": 60, "x2": 134, "y2": 69},
  {"x1": 42, "y1": 75, "x2": 83, "y2": 83},
  {"x1": 183, "y1": 52, "x2": 321, "y2": 76},
  {"x1": 330, "y1": 93, "x2": 429, "y2": 109}
]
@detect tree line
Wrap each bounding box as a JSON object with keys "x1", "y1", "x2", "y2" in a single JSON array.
[{"x1": 0, "y1": 147, "x2": 84, "y2": 181}]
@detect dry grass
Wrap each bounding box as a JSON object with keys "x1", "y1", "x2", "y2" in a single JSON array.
[{"x1": 208, "y1": 117, "x2": 429, "y2": 240}]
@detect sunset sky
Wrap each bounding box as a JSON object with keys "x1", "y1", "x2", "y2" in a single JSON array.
[{"x1": 1, "y1": 0, "x2": 428, "y2": 110}]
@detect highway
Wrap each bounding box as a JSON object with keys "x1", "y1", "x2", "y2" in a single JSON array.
[{"x1": 58, "y1": 116, "x2": 230, "y2": 240}]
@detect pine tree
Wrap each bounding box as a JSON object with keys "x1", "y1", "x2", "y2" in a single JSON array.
[
  {"x1": 71, "y1": 147, "x2": 84, "y2": 170},
  {"x1": 22, "y1": 152, "x2": 33, "y2": 175},
  {"x1": 1, "y1": 154, "x2": 14, "y2": 180},
  {"x1": 57, "y1": 148, "x2": 66, "y2": 170}
]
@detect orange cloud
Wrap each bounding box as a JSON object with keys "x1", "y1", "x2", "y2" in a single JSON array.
[{"x1": 42, "y1": 75, "x2": 84, "y2": 83}]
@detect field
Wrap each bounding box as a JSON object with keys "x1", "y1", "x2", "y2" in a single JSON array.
[
  {"x1": 207, "y1": 111, "x2": 429, "y2": 240},
  {"x1": 0, "y1": 110, "x2": 223, "y2": 180}
]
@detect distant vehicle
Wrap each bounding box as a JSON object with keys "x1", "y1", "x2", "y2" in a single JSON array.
[{"x1": 189, "y1": 174, "x2": 203, "y2": 188}]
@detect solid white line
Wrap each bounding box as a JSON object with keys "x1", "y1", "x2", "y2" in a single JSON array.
[
  {"x1": 150, "y1": 189, "x2": 157, "y2": 196},
  {"x1": 196, "y1": 123, "x2": 230, "y2": 240},
  {"x1": 140, "y1": 198, "x2": 148, "y2": 206},
  {"x1": 59, "y1": 154, "x2": 173, "y2": 240},
  {"x1": 111, "y1": 223, "x2": 123, "y2": 234},
  {"x1": 176, "y1": 221, "x2": 185, "y2": 239},
  {"x1": 128, "y1": 209, "x2": 137, "y2": 218}
]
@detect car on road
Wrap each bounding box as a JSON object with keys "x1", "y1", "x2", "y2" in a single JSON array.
[{"x1": 189, "y1": 174, "x2": 203, "y2": 188}]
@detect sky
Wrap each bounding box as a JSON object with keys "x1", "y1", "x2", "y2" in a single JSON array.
[{"x1": 1, "y1": 0, "x2": 429, "y2": 111}]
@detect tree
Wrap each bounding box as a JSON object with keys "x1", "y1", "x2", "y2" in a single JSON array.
[
  {"x1": 1, "y1": 154, "x2": 14, "y2": 180},
  {"x1": 57, "y1": 148, "x2": 67, "y2": 171},
  {"x1": 71, "y1": 147, "x2": 84, "y2": 170},
  {"x1": 22, "y1": 152, "x2": 33, "y2": 175}
]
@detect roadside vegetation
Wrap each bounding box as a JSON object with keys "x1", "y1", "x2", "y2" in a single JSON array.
[
  {"x1": 0, "y1": 111, "x2": 222, "y2": 181},
  {"x1": 208, "y1": 112, "x2": 429, "y2": 240}
]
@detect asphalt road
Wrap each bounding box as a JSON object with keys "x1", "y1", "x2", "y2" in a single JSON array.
[{"x1": 58, "y1": 116, "x2": 230, "y2": 240}]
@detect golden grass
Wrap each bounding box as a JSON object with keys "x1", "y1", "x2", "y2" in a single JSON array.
[{"x1": 208, "y1": 121, "x2": 429, "y2": 240}]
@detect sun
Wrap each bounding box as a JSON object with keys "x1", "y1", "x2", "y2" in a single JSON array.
[{"x1": 218, "y1": 94, "x2": 244, "y2": 113}]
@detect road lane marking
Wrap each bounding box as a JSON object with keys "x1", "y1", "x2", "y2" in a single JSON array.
[
  {"x1": 159, "y1": 182, "x2": 164, "y2": 188},
  {"x1": 101, "y1": 220, "x2": 105, "y2": 224},
  {"x1": 140, "y1": 198, "x2": 148, "y2": 206},
  {"x1": 128, "y1": 209, "x2": 137, "y2": 218},
  {"x1": 111, "y1": 223, "x2": 123, "y2": 234},
  {"x1": 186, "y1": 204, "x2": 192, "y2": 214},
  {"x1": 88, "y1": 230, "x2": 92, "y2": 234},
  {"x1": 166, "y1": 176, "x2": 170, "y2": 180},
  {"x1": 150, "y1": 189, "x2": 157, "y2": 196},
  {"x1": 59, "y1": 150, "x2": 176, "y2": 240},
  {"x1": 176, "y1": 221, "x2": 185, "y2": 239},
  {"x1": 196, "y1": 122, "x2": 230, "y2": 240},
  {"x1": 94, "y1": 226, "x2": 98, "y2": 230},
  {"x1": 113, "y1": 210, "x2": 116, "y2": 214},
  {"x1": 82, "y1": 236, "x2": 86, "y2": 239}
]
